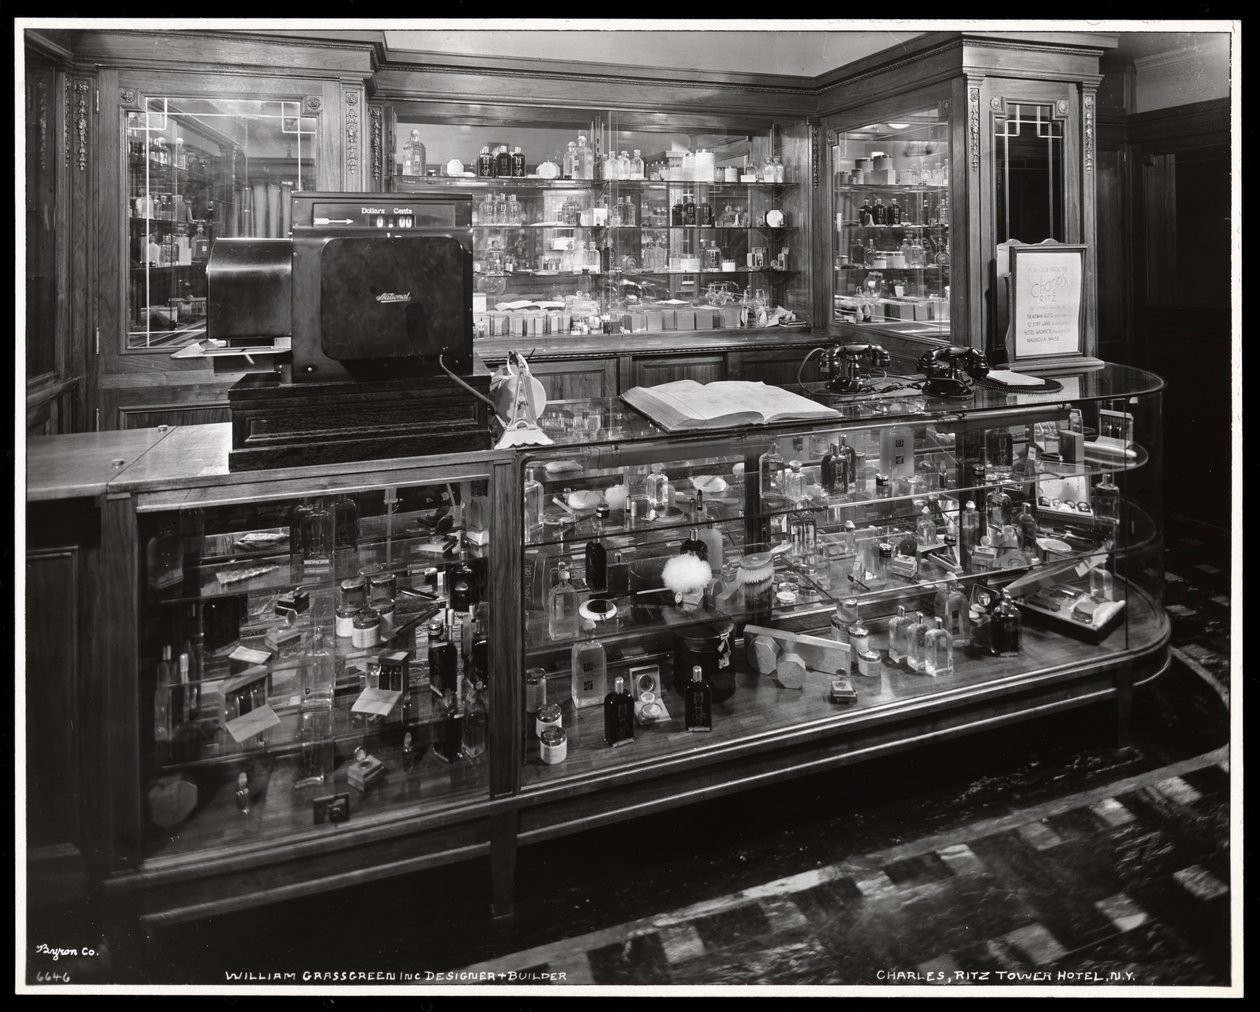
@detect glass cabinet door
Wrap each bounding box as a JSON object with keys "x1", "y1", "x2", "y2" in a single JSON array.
[
  {"x1": 137, "y1": 477, "x2": 490, "y2": 858},
  {"x1": 124, "y1": 96, "x2": 318, "y2": 351},
  {"x1": 388, "y1": 106, "x2": 807, "y2": 337},
  {"x1": 516, "y1": 375, "x2": 1163, "y2": 786},
  {"x1": 830, "y1": 104, "x2": 952, "y2": 338}
]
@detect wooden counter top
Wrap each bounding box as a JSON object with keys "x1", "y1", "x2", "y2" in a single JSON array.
[{"x1": 24, "y1": 426, "x2": 175, "y2": 501}]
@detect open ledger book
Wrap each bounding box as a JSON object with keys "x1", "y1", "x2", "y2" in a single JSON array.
[{"x1": 621, "y1": 380, "x2": 839, "y2": 432}]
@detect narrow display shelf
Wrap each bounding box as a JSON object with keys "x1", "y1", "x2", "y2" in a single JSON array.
[
  {"x1": 518, "y1": 579, "x2": 1163, "y2": 789},
  {"x1": 833, "y1": 183, "x2": 948, "y2": 193},
  {"x1": 835, "y1": 264, "x2": 947, "y2": 272}
]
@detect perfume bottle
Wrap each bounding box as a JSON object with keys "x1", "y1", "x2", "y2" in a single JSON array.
[
  {"x1": 683, "y1": 193, "x2": 697, "y2": 226},
  {"x1": 630, "y1": 149, "x2": 645, "y2": 179},
  {"x1": 1017, "y1": 503, "x2": 1039, "y2": 554},
  {"x1": 699, "y1": 520, "x2": 724, "y2": 572},
  {"x1": 990, "y1": 592, "x2": 1022, "y2": 657},
  {"x1": 562, "y1": 140, "x2": 577, "y2": 180},
  {"x1": 783, "y1": 461, "x2": 806, "y2": 504},
  {"x1": 839, "y1": 435, "x2": 857, "y2": 493},
  {"x1": 759, "y1": 441, "x2": 786, "y2": 502},
  {"x1": 887, "y1": 605, "x2": 910, "y2": 666},
  {"x1": 821, "y1": 442, "x2": 840, "y2": 494},
  {"x1": 934, "y1": 577, "x2": 971, "y2": 645},
  {"x1": 523, "y1": 467, "x2": 544, "y2": 532},
  {"x1": 547, "y1": 563, "x2": 580, "y2": 640},
  {"x1": 495, "y1": 145, "x2": 513, "y2": 177},
  {"x1": 858, "y1": 197, "x2": 874, "y2": 227},
  {"x1": 477, "y1": 145, "x2": 494, "y2": 177},
  {"x1": 916, "y1": 506, "x2": 937, "y2": 547},
  {"x1": 889, "y1": 198, "x2": 902, "y2": 225},
  {"x1": 873, "y1": 196, "x2": 888, "y2": 226},
  {"x1": 671, "y1": 196, "x2": 686, "y2": 226},
  {"x1": 603, "y1": 675, "x2": 635, "y2": 746},
  {"x1": 299, "y1": 498, "x2": 334, "y2": 572},
  {"x1": 461, "y1": 682, "x2": 488, "y2": 759},
  {"x1": 684, "y1": 665, "x2": 713, "y2": 732},
  {"x1": 576, "y1": 135, "x2": 595, "y2": 180},
  {"x1": 429, "y1": 617, "x2": 459, "y2": 698},
  {"x1": 468, "y1": 605, "x2": 490, "y2": 688},
  {"x1": 1090, "y1": 559, "x2": 1115, "y2": 602},
  {"x1": 959, "y1": 500, "x2": 981, "y2": 572},
  {"x1": 571, "y1": 635, "x2": 608, "y2": 709},
  {"x1": 681, "y1": 527, "x2": 708, "y2": 562},
  {"x1": 1093, "y1": 472, "x2": 1120, "y2": 523},
  {"x1": 906, "y1": 611, "x2": 929, "y2": 673},
  {"x1": 585, "y1": 518, "x2": 608, "y2": 593},
  {"x1": 511, "y1": 145, "x2": 527, "y2": 177},
  {"x1": 986, "y1": 486, "x2": 1013, "y2": 530},
  {"x1": 924, "y1": 617, "x2": 955, "y2": 678},
  {"x1": 433, "y1": 690, "x2": 463, "y2": 763},
  {"x1": 986, "y1": 427, "x2": 1014, "y2": 479}
]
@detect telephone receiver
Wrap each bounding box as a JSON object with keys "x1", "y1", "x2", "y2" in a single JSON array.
[{"x1": 917, "y1": 345, "x2": 990, "y2": 398}]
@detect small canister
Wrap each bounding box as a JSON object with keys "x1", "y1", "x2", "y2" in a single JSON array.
[
  {"x1": 849, "y1": 623, "x2": 870, "y2": 656},
  {"x1": 376, "y1": 601, "x2": 396, "y2": 638},
  {"x1": 536, "y1": 703, "x2": 562, "y2": 739},
  {"x1": 339, "y1": 576, "x2": 367, "y2": 611},
  {"x1": 369, "y1": 571, "x2": 397, "y2": 607},
  {"x1": 335, "y1": 605, "x2": 358, "y2": 639},
  {"x1": 539, "y1": 726, "x2": 568, "y2": 765},
  {"x1": 352, "y1": 609, "x2": 381, "y2": 649},
  {"x1": 857, "y1": 649, "x2": 882, "y2": 678}
]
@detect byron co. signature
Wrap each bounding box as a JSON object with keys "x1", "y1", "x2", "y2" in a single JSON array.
[{"x1": 35, "y1": 943, "x2": 95, "y2": 962}]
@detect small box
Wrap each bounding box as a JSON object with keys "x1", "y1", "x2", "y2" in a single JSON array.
[
  {"x1": 719, "y1": 306, "x2": 743, "y2": 329},
  {"x1": 872, "y1": 169, "x2": 897, "y2": 184},
  {"x1": 674, "y1": 308, "x2": 696, "y2": 331},
  {"x1": 911, "y1": 300, "x2": 931, "y2": 321},
  {"x1": 264, "y1": 624, "x2": 304, "y2": 654},
  {"x1": 228, "y1": 644, "x2": 272, "y2": 673},
  {"x1": 628, "y1": 311, "x2": 647, "y2": 333},
  {"x1": 881, "y1": 300, "x2": 914, "y2": 321},
  {"x1": 696, "y1": 308, "x2": 720, "y2": 329},
  {"x1": 465, "y1": 527, "x2": 490, "y2": 547},
  {"x1": 313, "y1": 793, "x2": 350, "y2": 824},
  {"x1": 829, "y1": 674, "x2": 858, "y2": 704},
  {"x1": 472, "y1": 293, "x2": 487, "y2": 314},
  {"x1": 510, "y1": 313, "x2": 527, "y2": 337},
  {"x1": 645, "y1": 310, "x2": 664, "y2": 332},
  {"x1": 275, "y1": 587, "x2": 309, "y2": 616},
  {"x1": 659, "y1": 309, "x2": 677, "y2": 331},
  {"x1": 346, "y1": 749, "x2": 385, "y2": 791}
]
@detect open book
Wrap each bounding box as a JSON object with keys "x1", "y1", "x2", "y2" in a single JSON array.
[{"x1": 621, "y1": 380, "x2": 839, "y2": 432}]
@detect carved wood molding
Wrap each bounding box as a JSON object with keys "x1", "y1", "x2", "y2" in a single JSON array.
[
  {"x1": 345, "y1": 89, "x2": 361, "y2": 183},
  {"x1": 64, "y1": 78, "x2": 70, "y2": 168},
  {"x1": 810, "y1": 122, "x2": 819, "y2": 188},
  {"x1": 120, "y1": 88, "x2": 138, "y2": 108},
  {"x1": 370, "y1": 104, "x2": 383, "y2": 186},
  {"x1": 303, "y1": 94, "x2": 323, "y2": 115},
  {"x1": 74, "y1": 80, "x2": 89, "y2": 172},
  {"x1": 1083, "y1": 94, "x2": 1095, "y2": 174},
  {"x1": 36, "y1": 79, "x2": 47, "y2": 171},
  {"x1": 969, "y1": 88, "x2": 980, "y2": 173}
]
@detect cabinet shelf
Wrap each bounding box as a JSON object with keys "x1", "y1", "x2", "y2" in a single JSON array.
[
  {"x1": 473, "y1": 224, "x2": 798, "y2": 232},
  {"x1": 397, "y1": 175, "x2": 796, "y2": 191},
  {"x1": 835, "y1": 264, "x2": 947, "y2": 273},
  {"x1": 837, "y1": 223, "x2": 948, "y2": 231},
  {"x1": 833, "y1": 183, "x2": 948, "y2": 193}
]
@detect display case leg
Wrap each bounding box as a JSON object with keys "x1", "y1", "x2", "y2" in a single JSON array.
[
  {"x1": 490, "y1": 811, "x2": 518, "y2": 919},
  {"x1": 1114, "y1": 666, "x2": 1134, "y2": 749}
]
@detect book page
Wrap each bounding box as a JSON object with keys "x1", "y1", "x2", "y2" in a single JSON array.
[{"x1": 623, "y1": 380, "x2": 838, "y2": 431}]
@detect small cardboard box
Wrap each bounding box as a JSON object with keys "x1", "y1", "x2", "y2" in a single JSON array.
[
  {"x1": 658, "y1": 309, "x2": 676, "y2": 331},
  {"x1": 509, "y1": 313, "x2": 527, "y2": 337},
  {"x1": 881, "y1": 300, "x2": 914, "y2": 320},
  {"x1": 695, "y1": 308, "x2": 720, "y2": 329},
  {"x1": 674, "y1": 308, "x2": 696, "y2": 331},
  {"x1": 627, "y1": 311, "x2": 647, "y2": 333},
  {"x1": 719, "y1": 306, "x2": 743, "y2": 329}
]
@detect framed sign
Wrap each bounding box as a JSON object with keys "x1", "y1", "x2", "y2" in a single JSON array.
[{"x1": 1003, "y1": 240, "x2": 1100, "y2": 372}]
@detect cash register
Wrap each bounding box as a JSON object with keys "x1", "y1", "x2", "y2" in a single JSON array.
[{"x1": 205, "y1": 191, "x2": 492, "y2": 471}]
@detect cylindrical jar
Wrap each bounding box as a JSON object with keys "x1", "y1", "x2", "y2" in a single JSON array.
[
  {"x1": 352, "y1": 609, "x2": 381, "y2": 649},
  {"x1": 536, "y1": 703, "x2": 562, "y2": 739},
  {"x1": 539, "y1": 727, "x2": 568, "y2": 765}
]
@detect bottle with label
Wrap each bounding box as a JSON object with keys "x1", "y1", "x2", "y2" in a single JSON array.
[
  {"x1": 889, "y1": 198, "x2": 902, "y2": 225},
  {"x1": 923, "y1": 617, "x2": 954, "y2": 677},
  {"x1": 873, "y1": 196, "x2": 888, "y2": 226},
  {"x1": 602, "y1": 149, "x2": 618, "y2": 183},
  {"x1": 985, "y1": 427, "x2": 1014, "y2": 479},
  {"x1": 887, "y1": 605, "x2": 911, "y2": 666},
  {"x1": 571, "y1": 635, "x2": 607, "y2": 708},
  {"x1": 699, "y1": 199, "x2": 714, "y2": 226},
  {"x1": 759, "y1": 440, "x2": 785, "y2": 502},
  {"x1": 603, "y1": 675, "x2": 635, "y2": 746},
  {"x1": 783, "y1": 461, "x2": 806, "y2": 504},
  {"x1": 1017, "y1": 503, "x2": 1039, "y2": 554},
  {"x1": 460, "y1": 682, "x2": 488, "y2": 758},
  {"x1": 821, "y1": 443, "x2": 840, "y2": 494},
  {"x1": 547, "y1": 563, "x2": 580, "y2": 640},
  {"x1": 671, "y1": 196, "x2": 686, "y2": 226},
  {"x1": 681, "y1": 527, "x2": 708, "y2": 562},
  {"x1": 990, "y1": 592, "x2": 1022, "y2": 657},
  {"x1": 630, "y1": 149, "x2": 645, "y2": 179},
  {"x1": 684, "y1": 666, "x2": 713, "y2": 732},
  {"x1": 511, "y1": 145, "x2": 526, "y2": 177},
  {"x1": 616, "y1": 150, "x2": 631, "y2": 179},
  {"x1": 859, "y1": 197, "x2": 874, "y2": 227},
  {"x1": 562, "y1": 140, "x2": 578, "y2": 180},
  {"x1": 404, "y1": 130, "x2": 427, "y2": 176},
  {"x1": 683, "y1": 193, "x2": 697, "y2": 226},
  {"x1": 916, "y1": 506, "x2": 937, "y2": 547},
  {"x1": 934, "y1": 577, "x2": 971, "y2": 645},
  {"x1": 986, "y1": 486, "x2": 1013, "y2": 530},
  {"x1": 646, "y1": 463, "x2": 671, "y2": 514},
  {"x1": 428, "y1": 617, "x2": 459, "y2": 698},
  {"x1": 495, "y1": 145, "x2": 512, "y2": 178},
  {"x1": 506, "y1": 194, "x2": 521, "y2": 225},
  {"x1": 477, "y1": 145, "x2": 494, "y2": 177}
]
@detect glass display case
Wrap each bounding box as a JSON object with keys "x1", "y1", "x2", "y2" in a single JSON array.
[
  {"x1": 136, "y1": 475, "x2": 490, "y2": 858},
  {"x1": 516, "y1": 365, "x2": 1165, "y2": 786},
  {"x1": 387, "y1": 108, "x2": 807, "y2": 339},
  {"x1": 124, "y1": 97, "x2": 318, "y2": 351},
  {"x1": 830, "y1": 104, "x2": 952, "y2": 337}
]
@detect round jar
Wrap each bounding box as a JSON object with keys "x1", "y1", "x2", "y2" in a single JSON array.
[
  {"x1": 539, "y1": 727, "x2": 568, "y2": 765},
  {"x1": 857, "y1": 649, "x2": 882, "y2": 678},
  {"x1": 525, "y1": 668, "x2": 549, "y2": 717},
  {"x1": 849, "y1": 623, "x2": 870, "y2": 655},
  {"x1": 536, "y1": 703, "x2": 562, "y2": 739},
  {"x1": 376, "y1": 602, "x2": 396, "y2": 638},
  {"x1": 638, "y1": 691, "x2": 664, "y2": 725},
  {"x1": 352, "y1": 609, "x2": 381, "y2": 649},
  {"x1": 339, "y1": 576, "x2": 367, "y2": 611},
  {"x1": 335, "y1": 605, "x2": 358, "y2": 639},
  {"x1": 369, "y1": 572, "x2": 397, "y2": 607}
]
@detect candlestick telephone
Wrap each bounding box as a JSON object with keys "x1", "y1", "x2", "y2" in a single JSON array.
[
  {"x1": 819, "y1": 342, "x2": 892, "y2": 393},
  {"x1": 917, "y1": 345, "x2": 990, "y2": 398}
]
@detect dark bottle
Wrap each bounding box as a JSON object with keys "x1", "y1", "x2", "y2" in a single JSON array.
[
  {"x1": 603, "y1": 675, "x2": 635, "y2": 746},
  {"x1": 684, "y1": 665, "x2": 713, "y2": 733},
  {"x1": 671, "y1": 198, "x2": 685, "y2": 226},
  {"x1": 821, "y1": 442, "x2": 839, "y2": 494},
  {"x1": 469, "y1": 605, "x2": 490, "y2": 687},
  {"x1": 448, "y1": 560, "x2": 476, "y2": 612},
  {"x1": 1017, "y1": 503, "x2": 1039, "y2": 552},
  {"x1": 698, "y1": 200, "x2": 714, "y2": 226},
  {"x1": 288, "y1": 499, "x2": 314, "y2": 574},
  {"x1": 681, "y1": 527, "x2": 707, "y2": 562},
  {"x1": 873, "y1": 196, "x2": 888, "y2": 226},
  {"x1": 432, "y1": 690, "x2": 463, "y2": 763},
  {"x1": 585, "y1": 518, "x2": 608, "y2": 594},
  {"x1": 889, "y1": 198, "x2": 902, "y2": 225},
  {"x1": 990, "y1": 592, "x2": 1022, "y2": 657},
  {"x1": 683, "y1": 193, "x2": 697, "y2": 226},
  {"x1": 511, "y1": 145, "x2": 526, "y2": 177},
  {"x1": 476, "y1": 145, "x2": 494, "y2": 178},
  {"x1": 838, "y1": 434, "x2": 857, "y2": 493},
  {"x1": 859, "y1": 197, "x2": 874, "y2": 227},
  {"x1": 429, "y1": 620, "x2": 458, "y2": 697},
  {"x1": 495, "y1": 145, "x2": 512, "y2": 178}
]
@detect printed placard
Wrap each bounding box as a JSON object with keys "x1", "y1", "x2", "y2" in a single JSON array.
[{"x1": 1009, "y1": 242, "x2": 1086, "y2": 362}]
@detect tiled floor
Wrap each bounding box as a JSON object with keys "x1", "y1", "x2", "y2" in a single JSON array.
[{"x1": 82, "y1": 517, "x2": 1234, "y2": 991}]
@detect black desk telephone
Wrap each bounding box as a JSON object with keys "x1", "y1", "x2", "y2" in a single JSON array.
[
  {"x1": 821, "y1": 342, "x2": 892, "y2": 393},
  {"x1": 917, "y1": 345, "x2": 990, "y2": 398}
]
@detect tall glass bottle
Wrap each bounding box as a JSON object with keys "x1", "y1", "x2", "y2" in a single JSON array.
[
  {"x1": 1093, "y1": 472, "x2": 1120, "y2": 523},
  {"x1": 985, "y1": 427, "x2": 1014, "y2": 480},
  {"x1": 603, "y1": 675, "x2": 635, "y2": 746},
  {"x1": 986, "y1": 486, "x2": 1012, "y2": 531},
  {"x1": 783, "y1": 462, "x2": 806, "y2": 505},
  {"x1": 461, "y1": 682, "x2": 488, "y2": 758},
  {"x1": 684, "y1": 666, "x2": 713, "y2": 732},
  {"x1": 759, "y1": 441, "x2": 785, "y2": 502},
  {"x1": 429, "y1": 616, "x2": 459, "y2": 698},
  {"x1": 887, "y1": 605, "x2": 910, "y2": 666},
  {"x1": 576, "y1": 135, "x2": 595, "y2": 180},
  {"x1": 153, "y1": 645, "x2": 176, "y2": 743},
  {"x1": 960, "y1": 500, "x2": 981, "y2": 572},
  {"x1": 477, "y1": 145, "x2": 494, "y2": 177},
  {"x1": 617, "y1": 150, "x2": 632, "y2": 179},
  {"x1": 562, "y1": 140, "x2": 577, "y2": 180},
  {"x1": 296, "y1": 632, "x2": 335, "y2": 787},
  {"x1": 547, "y1": 563, "x2": 580, "y2": 640},
  {"x1": 524, "y1": 467, "x2": 544, "y2": 532},
  {"x1": 1017, "y1": 503, "x2": 1039, "y2": 555},
  {"x1": 433, "y1": 689, "x2": 463, "y2": 763},
  {"x1": 585, "y1": 517, "x2": 608, "y2": 593},
  {"x1": 924, "y1": 617, "x2": 954, "y2": 677},
  {"x1": 333, "y1": 493, "x2": 360, "y2": 556},
  {"x1": 495, "y1": 145, "x2": 512, "y2": 178},
  {"x1": 300, "y1": 498, "x2": 334, "y2": 573},
  {"x1": 916, "y1": 506, "x2": 937, "y2": 547},
  {"x1": 873, "y1": 196, "x2": 888, "y2": 226},
  {"x1": 821, "y1": 442, "x2": 840, "y2": 495},
  {"x1": 630, "y1": 149, "x2": 645, "y2": 179},
  {"x1": 511, "y1": 145, "x2": 526, "y2": 177},
  {"x1": 571, "y1": 635, "x2": 608, "y2": 709},
  {"x1": 906, "y1": 611, "x2": 929, "y2": 673},
  {"x1": 934, "y1": 576, "x2": 971, "y2": 645},
  {"x1": 646, "y1": 463, "x2": 671, "y2": 513}
]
